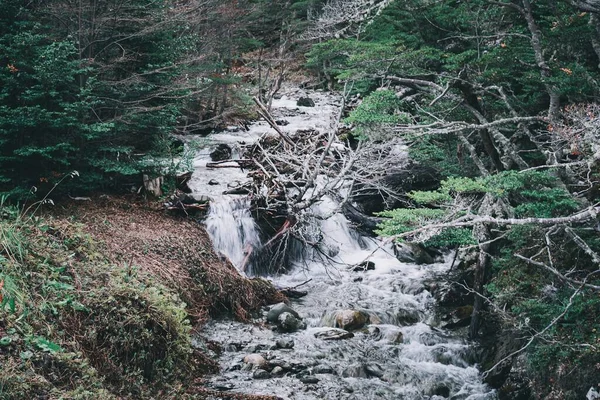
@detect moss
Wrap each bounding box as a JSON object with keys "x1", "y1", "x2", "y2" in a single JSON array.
[{"x1": 0, "y1": 201, "x2": 282, "y2": 398}]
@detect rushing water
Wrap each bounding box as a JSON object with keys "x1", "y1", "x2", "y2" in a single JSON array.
[{"x1": 190, "y1": 89, "x2": 496, "y2": 400}]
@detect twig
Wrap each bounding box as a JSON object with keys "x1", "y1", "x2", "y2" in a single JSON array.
[{"x1": 253, "y1": 96, "x2": 295, "y2": 146}]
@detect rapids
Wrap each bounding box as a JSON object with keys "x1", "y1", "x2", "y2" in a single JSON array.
[{"x1": 188, "y1": 89, "x2": 496, "y2": 400}]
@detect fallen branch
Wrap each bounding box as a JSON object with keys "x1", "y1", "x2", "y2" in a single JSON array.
[
  {"x1": 388, "y1": 205, "x2": 600, "y2": 242},
  {"x1": 253, "y1": 96, "x2": 295, "y2": 146},
  {"x1": 515, "y1": 254, "x2": 600, "y2": 291}
]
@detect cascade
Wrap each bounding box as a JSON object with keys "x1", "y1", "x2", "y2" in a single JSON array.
[
  {"x1": 205, "y1": 196, "x2": 261, "y2": 271},
  {"x1": 189, "y1": 89, "x2": 496, "y2": 399}
]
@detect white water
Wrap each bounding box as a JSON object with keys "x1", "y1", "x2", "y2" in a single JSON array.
[
  {"x1": 190, "y1": 89, "x2": 496, "y2": 400},
  {"x1": 205, "y1": 197, "x2": 261, "y2": 269}
]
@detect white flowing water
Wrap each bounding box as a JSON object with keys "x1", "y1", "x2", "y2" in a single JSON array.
[
  {"x1": 205, "y1": 197, "x2": 260, "y2": 269},
  {"x1": 189, "y1": 89, "x2": 496, "y2": 399}
]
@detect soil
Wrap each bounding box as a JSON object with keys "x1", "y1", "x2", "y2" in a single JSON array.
[
  {"x1": 49, "y1": 195, "x2": 284, "y2": 322},
  {"x1": 42, "y1": 194, "x2": 285, "y2": 399}
]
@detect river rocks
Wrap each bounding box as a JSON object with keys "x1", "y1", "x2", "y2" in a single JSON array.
[
  {"x1": 300, "y1": 376, "x2": 320, "y2": 384},
  {"x1": 208, "y1": 179, "x2": 220, "y2": 185},
  {"x1": 213, "y1": 382, "x2": 235, "y2": 391},
  {"x1": 271, "y1": 366, "x2": 285, "y2": 376},
  {"x1": 253, "y1": 369, "x2": 271, "y2": 379},
  {"x1": 245, "y1": 343, "x2": 271, "y2": 353},
  {"x1": 342, "y1": 364, "x2": 369, "y2": 378},
  {"x1": 267, "y1": 302, "x2": 301, "y2": 322},
  {"x1": 313, "y1": 364, "x2": 334, "y2": 374},
  {"x1": 314, "y1": 328, "x2": 354, "y2": 340},
  {"x1": 431, "y1": 384, "x2": 451, "y2": 397},
  {"x1": 276, "y1": 338, "x2": 295, "y2": 349},
  {"x1": 266, "y1": 303, "x2": 305, "y2": 332},
  {"x1": 243, "y1": 354, "x2": 268, "y2": 369},
  {"x1": 297, "y1": 97, "x2": 315, "y2": 107},
  {"x1": 334, "y1": 310, "x2": 370, "y2": 330},
  {"x1": 278, "y1": 312, "x2": 305, "y2": 332},
  {"x1": 352, "y1": 260, "x2": 375, "y2": 272},
  {"x1": 442, "y1": 305, "x2": 473, "y2": 330},
  {"x1": 209, "y1": 143, "x2": 232, "y2": 161},
  {"x1": 393, "y1": 308, "x2": 421, "y2": 326}
]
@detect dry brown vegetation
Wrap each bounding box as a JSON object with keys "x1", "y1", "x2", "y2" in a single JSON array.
[
  {"x1": 0, "y1": 195, "x2": 284, "y2": 399},
  {"x1": 50, "y1": 195, "x2": 285, "y2": 323}
]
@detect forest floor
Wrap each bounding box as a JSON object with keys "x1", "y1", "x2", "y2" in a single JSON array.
[{"x1": 0, "y1": 195, "x2": 283, "y2": 399}]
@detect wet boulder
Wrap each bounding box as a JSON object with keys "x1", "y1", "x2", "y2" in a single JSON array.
[
  {"x1": 441, "y1": 305, "x2": 473, "y2": 330},
  {"x1": 267, "y1": 302, "x2": 301, "y2": 323},
  {"x1": 313, "y1": 364, "x2": 334, "y2": 374},
  {"x1": 430, "y1": 384, "x2": 451, "y2": 398},
  {"x1": 297, "y1": 97, "x2": 315, "y2": 107},
  {"x1": 393, "y1": 308, "x2": 421, "y2": 326},
  {"x1": 314, "y1": 328, "x2": 354, "y2": 341},
  {"x1": 278, "y1": 312, "x2": 305, "y2": 332},
  {"x1": 342, "y1": 364, "x2": 369, "y2": 378},
  {"x1": 276, "y1": 338, "x2": 295, "y2": 349},
  {"x1": 210, "y1": 143, "x2": 232, "y2": 161},
  {"x1": 243, "y1": 354, "x2": 268, "y2": 369},
  {"x1": 352, "y1": 261, "x2": 375, "y2": 272},
  {"x1": 253, "y1": 369, "x2": 271, "y2": 379},
  {"x1": 334, "y1": 310, "x2": 370, "y2": 331},
  {"x1": 300, "y1": 376, "x2": 319, "y2": 384}
]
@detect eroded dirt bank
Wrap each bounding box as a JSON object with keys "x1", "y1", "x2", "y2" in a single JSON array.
[{"x1": 0, "y1": 195, "x2": 283, "y2": 399}]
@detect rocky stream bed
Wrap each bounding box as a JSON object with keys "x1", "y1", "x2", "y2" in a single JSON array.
[{"x1": 188, "y1": 88, "x2": 497, "y2": 400}]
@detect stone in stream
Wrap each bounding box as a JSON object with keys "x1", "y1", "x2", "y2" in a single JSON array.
[
  {"x1": 313, "y1": 364, "x2": 334, "y2": 374},
  {"x1": 352, "y1": 260, "x2": 375, "y2": 272},
  {"x1": 213, "y1": 382, "x2": 235, "y2": 391},
  {"x1": 267, "y1": 302, "x2": 301, "y2": 323},
  {"x1": 209, "y1": 143, "x2": 232, "y2": 161},
  {"x1": 394, "y1": 308, "x2": 421, "y2": 326},
  {"x1": 271, "y1": 366, "x2": 285, "y2": 376},
  {"x1": 368, "y1": 325, "x2": 404, "y2": 344},
  {"x1": 245, "y1": 343, "x2": 270, "y2": 352},
  {"x1": 431, "y1": 384, "x2": 451, "y2": 398},
  {"x1": 277, "y1": 312, "x2": 305, "y2": 332},
  {"x1": 314, "y1": 328, "x2": 354, "y2": 341},
  {"x1": 243, "y1": 354, "x2": 268, "y2": 369},
  {"x1": 342, "y1": 364, "x2": 369, "y2": 378},
  {"x1": 276, "y1": 338, "x2": 295, "y2": 349},
  {"x1": 334, "y1": 310, "x2": 370, "y2": 331},
  {"x1": 297, "y1": 97, "x2": 315, "y2": 107},
  {"x1": 300, "y1": 376, "x2": 320, "y2": 384},
  {"x1": 252, "y1": 369, "x2": 271, "y2": 379}
]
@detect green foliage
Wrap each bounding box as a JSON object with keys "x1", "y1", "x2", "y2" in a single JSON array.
[
  {"x1": 344, "y1": 90, "x2": 409, "y2": 138},
  {"x1": 423, "y1": 228, "x2": 476, "y2": 248},
  {"x1": 305, "y1": 39, "x2": 397, "y2": 92},
  {"x1": 0, "y1": 0, "x2": 198, "y2": 199},
  {"x1": 0, "y1": 205, "x2": 199, "y2": 397}
]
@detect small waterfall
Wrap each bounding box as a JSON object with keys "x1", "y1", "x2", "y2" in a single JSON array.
[
  {"x1": 205, "y1": 196, "x2": 261, "y2": 271},
  {"x1": 189, "y1": 89, "x2": 495, "y2": 400}
]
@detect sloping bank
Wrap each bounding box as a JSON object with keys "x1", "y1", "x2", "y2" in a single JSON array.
[{"x1": 0, "y1": 196, "x2": 283, "y2": 399}]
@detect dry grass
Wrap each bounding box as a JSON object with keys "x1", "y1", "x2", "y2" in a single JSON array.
[
  {"x1": 49, "y1": 195, "x2": 285, "y2": 322},
  {"x1": 0, "y1": 195, "x2": 284, "y2": 399}
]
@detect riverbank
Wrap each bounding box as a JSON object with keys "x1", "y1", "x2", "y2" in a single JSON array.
[{"x1": 0, "y1": 196, "x2": 283, "y2": 399}]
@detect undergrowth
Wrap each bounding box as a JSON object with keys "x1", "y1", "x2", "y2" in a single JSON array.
[{"x1": 0, "y1": 199, "x2": 282, "y2": 399}]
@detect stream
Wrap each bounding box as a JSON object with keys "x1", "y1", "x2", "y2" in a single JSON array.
[{"x1": 188, "y1": 89, "x2": 497, "y2": 400}]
